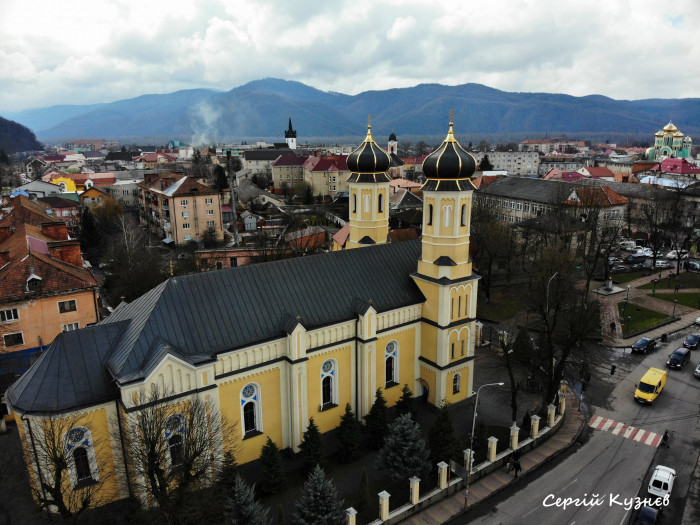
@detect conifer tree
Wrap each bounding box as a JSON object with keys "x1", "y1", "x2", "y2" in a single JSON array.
[
  {"x1": 428, "y1": 400, "x2": 461, "y2": 463},
  {"x1": 214, "y1": 164, "x2": 229, "y2": 192},
  {"x1": 299, "y1": 417, "x2": 324, "y2": 475},
  {"x1": 472, "y1": 419, "x2": 488, "y2": 454},
  {"x1": 337, "y1": 404, "x2": 360, "y2": 463},
  {"x1": 394, "y1": 384, "x2": 418, "y2": 421},
  {"x1": 363, "y1": 388, "x2": 388, "y2": 449},
  {"x1": 277, "y1": 503, "x2": 286, "y2": 525},
  {"x1": 260, "y1": 437, "x2": 286, "y2": 493},
  {"x1": 225, "y1": 476, "x2": 270, "y2": 525},
  {"x1": 358, "y1": 468, "x2": 370, "y2": 513},
  {"x1": 218, "y1": 450, "x2": 239, "y2": 490},
  {"x1": 293, "y1": 465, "x2": 345, "y2": 525},
  {"x1": 521, "y1": 410, "x2": 531, "y2": 437},
  {"x1": 480, "y1": 154, "x2": 494, "y2": 172},
  {"x1": 375, "y1": 414, "x2": 431, "y2": 480}
]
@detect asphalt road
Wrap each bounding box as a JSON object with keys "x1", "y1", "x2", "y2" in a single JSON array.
[{"x1": 451, "y1": 326, "x2": 700, "y2": 525}]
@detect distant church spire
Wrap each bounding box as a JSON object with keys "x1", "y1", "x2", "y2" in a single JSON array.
[{"x1": 285, "y1": 115, "x2": 297, "y2": 149}]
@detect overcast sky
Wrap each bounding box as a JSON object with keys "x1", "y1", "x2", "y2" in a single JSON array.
[{"x1": 1, "y1": 0, "x2": 698, "y2": 112}]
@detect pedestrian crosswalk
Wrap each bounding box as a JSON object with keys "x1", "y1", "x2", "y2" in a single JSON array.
[{"x1": 587, "y1": 415, "x2": 662, "y2": 447}]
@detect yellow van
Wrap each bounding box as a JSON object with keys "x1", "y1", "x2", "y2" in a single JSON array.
[{"x1": 634, "y1": 368, "x2": 667, "y2": 404}]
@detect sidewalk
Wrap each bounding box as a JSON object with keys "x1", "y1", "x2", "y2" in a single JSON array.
[
  {"x1": 400, "y1": 393, "x2": 585, "y2": 525},
  {"x1": 596, "y1": 272, "x2": 699, "y2": 347}
]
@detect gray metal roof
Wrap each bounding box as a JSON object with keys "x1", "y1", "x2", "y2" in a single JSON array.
[
  {"x1": 576, "y1": 178, "x2": 669, "y2": 199},
  {"x1": 477, "y1": 177, "x2": 570, "y2": 205},
  {"x1": 6, "y1": 321, "x2": 128, "y2": 415},
  {"x1": 8, "y1": 239, "x2": 426, "y2": 412}
]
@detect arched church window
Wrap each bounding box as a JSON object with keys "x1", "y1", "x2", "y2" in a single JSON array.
[
  {"x1": 73, "y1": 447, "x2": 92, "y2": 481},
  {"x1": 427, "y1": 204, "x2": 433, "y2": 226},
  {"x1": 461, "y1": 204, "x2": 467, "y2": 226},
  {"x1": 169, "y1": 434, "x2": 183, "y2": 467},
  {"x1": 378, "y1": 193, "x2": 383, "y2": 213},
  {"x1": 353, "y1": 194, "x2": 357, "y2": 213},
  {"x1": 65, "y1": 426, "x2": 99, "y2": 487},
  {"x1": 385, "y1": 341, "x2": 399, "y2": 386},
  {"x1": 453, "y1": 373, "x2": 461, "y2": 394},
  {"x1": 321, "y1": 359, "x2": 338, "y2": 407},
  {"x1": 241, "y1": 383, "x2": 262, "y2": 436}
]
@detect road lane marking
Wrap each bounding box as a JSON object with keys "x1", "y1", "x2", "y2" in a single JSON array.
[
  {"x1": 587, "y1": 415, "x2": 661, "y2": 447},
  {"x1": 522, "y1": 507, "x2": 538, "y2": 518},
  {"x1": 557, "y1": 479, "x2": 578, "y2": 493}
]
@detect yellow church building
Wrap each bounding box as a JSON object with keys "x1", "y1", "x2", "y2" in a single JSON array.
[{"x1": 6, "y1": 116, "x2": 481, "y2": 510}]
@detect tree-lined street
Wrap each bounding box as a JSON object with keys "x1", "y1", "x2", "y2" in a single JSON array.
[{"x1": 451, "y1": 326, "x2": 700, "y2": 525}]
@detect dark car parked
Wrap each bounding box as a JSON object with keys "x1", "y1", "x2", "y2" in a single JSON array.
[
  {"x1": 634, "y1": 506, "x2": 660, "y2": 525},
  {"x1": 630, "y1": 263, "x2": 647, "y2": 271},
  {"x1": 632, "y1": 338, "x2": 657, "y2": 354},
  {"x1": 667, "y1": 347, "x2": 691, "y2": 369},
  {"x1": 684, "y1": 333, "x2": 700, "y2": 350},
  {"x1": 611, "y1": 265, "x2": 627, "y2": 273}
]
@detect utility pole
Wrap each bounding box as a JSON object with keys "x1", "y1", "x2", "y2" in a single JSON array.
[{"x1": 226, "y1": 150, "x2": 240, "y2": 247}]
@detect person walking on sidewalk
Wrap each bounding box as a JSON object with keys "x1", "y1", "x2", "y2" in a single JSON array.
[
  {"x1": 506, "y1": 453, "x2": 513, "y2": 472},
  {"x1": 513, "y1": 459, "x2": 522, "y2": 478},
  {"x1": 610, "y1": 321, "x2": 616, "y2": 334}
]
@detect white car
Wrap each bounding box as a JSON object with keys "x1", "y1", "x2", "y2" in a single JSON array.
[
  {"x1": 666, "y1": 250, "x2": 689, "y2": 260},
  {"x1": 655, "y1": 260, "x2": 670, "y2": 268},
  {"x1": 648, "y1": 465, "x2": 676, "y2": 498},
  {"x1": 642, "y1": 248, "x2": 654, "y2": 257}
]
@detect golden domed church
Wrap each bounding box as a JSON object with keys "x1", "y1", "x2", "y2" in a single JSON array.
[
  {"x1": 647, "y1": 121, "x2": 692, "y2": 160},
  {"x1": 6, "y1": 116, "x2": 480, "y2": 511}
]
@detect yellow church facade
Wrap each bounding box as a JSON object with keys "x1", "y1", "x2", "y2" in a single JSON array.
[{"x1": 6, "y1": 117, "x2": 480, "y2": 511}]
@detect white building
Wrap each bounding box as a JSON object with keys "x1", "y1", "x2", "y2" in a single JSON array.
[{"x1": 473, "y1": 151, "x2": 539, "y2": 176}]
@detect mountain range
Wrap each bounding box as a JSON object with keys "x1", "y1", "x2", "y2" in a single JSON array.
[
  {"x1": 2, "y1": 78, "x2": 699, "y2": 143},
  {"x1": 0, "y1": 116, "x2": 43, "y2": 154}
]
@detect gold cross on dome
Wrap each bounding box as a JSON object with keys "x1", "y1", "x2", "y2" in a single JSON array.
[
  {"x1": 449, "y1": 108, "x2": 454, "y2": 125},
  {"x1": 368, "y1": 114, "x2": 372, "y2": 127}
]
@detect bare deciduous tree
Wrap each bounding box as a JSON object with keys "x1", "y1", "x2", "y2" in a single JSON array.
[
  {"x1": 116, "y1": 385, "x2": 238, "y2": 524},
  {"x1": 20, "y1": 413, "x2": 115, "y2": 522}
]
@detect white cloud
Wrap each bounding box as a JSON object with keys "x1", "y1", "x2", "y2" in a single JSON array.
[
  {"x1": 387, "y1": 16, "x2": 416, "y2": 41},
  {"x1": 0, "y1": 0, "x2": 698, "y2": 112}
]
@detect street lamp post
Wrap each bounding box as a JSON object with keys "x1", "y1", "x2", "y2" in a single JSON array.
[
  {"x1": 627, "y1": 315, "x2": 631, "y2": 333},
  {"x1": 546, "y1": 272, "x2": 559, "y2": 316},
  {"x1": 673, "y1": 299, "x2": 678, "y2": 318},
  {"x1": 465, "y1": 382, "x2": 504, "y2": 510}
]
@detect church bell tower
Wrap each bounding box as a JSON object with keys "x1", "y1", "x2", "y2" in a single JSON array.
[
  {"x1": 285, "y1": 116, "x2": 297, "y2": 150},
  {"x1": 412, "y1": 112, "x2": 480, "y2": 405},
  {"x1": 345, "y1": 116, "x2": 391, "y2": 249}
]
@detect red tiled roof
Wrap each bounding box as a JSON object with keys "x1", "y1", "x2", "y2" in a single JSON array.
[
  {"x1": 470, "y1": 175, "x2": 503, "y2": 188},
  {"x1": 632, "y1": 162, "x2": 660, "y2": 173},
  {"x1": 583, "y1": 167, "x2": 616, "y2": 178},
  {"x1": 0, "y1": 223, "x2": 96, "y2": 302},
  {"x1": 566, "y1": 186, "x2": 628, "y2": 207},
  {"x1": 660, "y1": 158, "x2": 700, "y2": 175},
  {"x1": 389, "y1": 179, "x2": 423, "y2": 188},
  {"x1": 311, "y1": 156, "x2": 350, "y2": 172},
  {"x1": 332, "y1": 224, "x2": 350, "y2": 248},
  {"x1": 0, "y1": 195, "x2": 56, "y2": 228}
]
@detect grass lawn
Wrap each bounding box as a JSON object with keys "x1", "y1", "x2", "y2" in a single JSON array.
[
  {"x1": 477, "y1": 296, "x2": 519, "y2": 321},
  {"x1": 638, "y1": 270, "x2": 700, "y2": 290},
  {"x1": 648, "y1": 292, "x2": 700, "y2": 310},
  {"x1": 612, "y1": 271, "x2": 649, "y2": 284},
  {"x1": 617, "y1": 302, "x2": 667, "y2": 332}
]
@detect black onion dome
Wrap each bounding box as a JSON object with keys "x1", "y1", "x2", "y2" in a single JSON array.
[
  {"x1": 422, "y1": 120, "x2": 476, "y2": 180},
  {"x1": 389, "y1": 131, "x2": 397, "y2": 141},
  {"x1": 347, "y1": 124, "x2": 391, "y2": 173}
]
